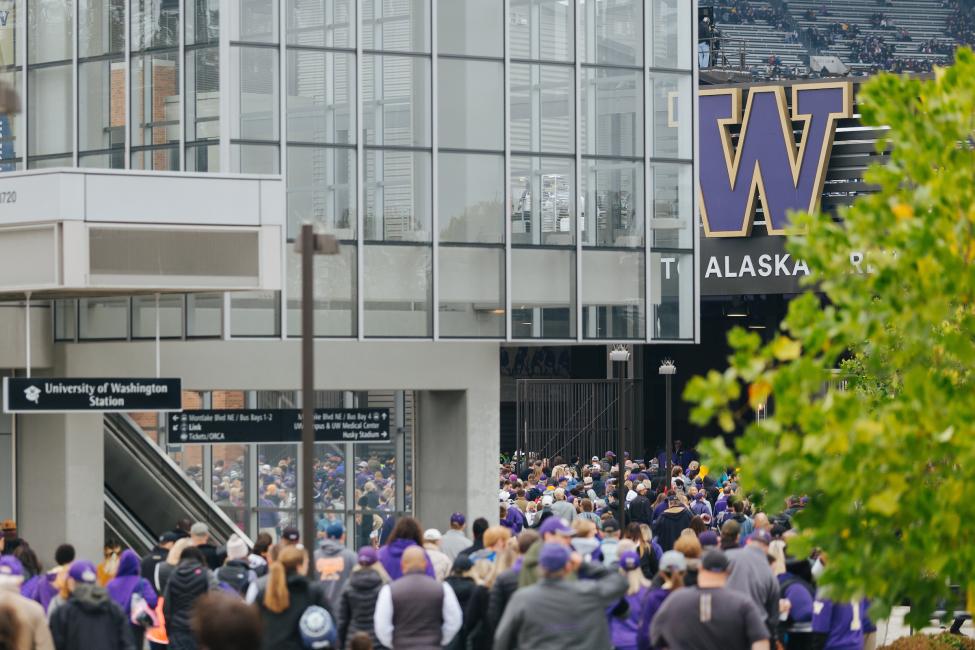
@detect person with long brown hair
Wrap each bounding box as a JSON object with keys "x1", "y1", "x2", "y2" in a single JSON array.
[
  {"x1": 376, "y1": 517, "x2": 434, "y2": 581},
  {"x1": 255, "y1": 545, "x2": 332, "y2": 650},
  {"x1": 0, "y1": 555, "x2": 55, "y2": 650}
]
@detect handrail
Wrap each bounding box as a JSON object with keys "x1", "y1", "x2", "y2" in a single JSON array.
[{"x1": 104, "y1": 488, "x2": 156, "y2": 556}]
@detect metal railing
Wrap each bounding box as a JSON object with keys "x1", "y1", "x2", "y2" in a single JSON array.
[{"x1": 516, "y1": 379, "x2": 641, "y2": 465}]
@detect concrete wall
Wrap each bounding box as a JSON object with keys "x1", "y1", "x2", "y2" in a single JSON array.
[
  {"x1": 15, "y1": 339, "x2": 500, "y2": 553},
  {"x1": 17, "y1": 412, "x2": 103, "y2": 564}
]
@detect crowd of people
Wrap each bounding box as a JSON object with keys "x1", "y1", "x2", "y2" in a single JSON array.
[{"x1": 0, "y1": 449, "x2": 895, "y2": 649}]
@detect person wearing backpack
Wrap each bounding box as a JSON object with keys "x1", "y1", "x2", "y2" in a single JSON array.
[
  {"x1": 770, "y1": 541, "x2": 815, "y2": 650},
  {"x1": 107, "y1": 549, "x2": 159, "y2": 650},
  {"x1": 256, "y1": 545, "x2": 334, "y2": 650},
  {"x1": 163, "y1": 546, "x2": 220, "y2": 650},
  {"x1": 215, "y1": 535, "x2": 255, "y2": 597}
]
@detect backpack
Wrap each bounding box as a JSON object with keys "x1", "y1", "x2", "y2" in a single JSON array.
[
  {"x1": 130, "y1": 583, "x2": 158, "y2": 629},
  {"x1": 215, "y1": 565, "x2": 254, "y2": 596}
]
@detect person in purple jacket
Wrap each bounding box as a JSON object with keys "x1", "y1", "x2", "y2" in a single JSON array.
[
  {"x1": 107, "y1": 549, "x2": 159, "y2": 649},
  {"x1": 811, "y1": 593, "x2": 869, "y2": 650},
  {"x1": 377, "y1": 516, "x2": 435, "y2": 580},
  {"x1": 610, "y1": 550, "x2": 653, "y2": 650},
  {"x1": 636, "y1": 550, "x2": 686, "y2": 650},
  {"x1": 21, "y1": 543, "x2": 75, "y2": 614},
  {"x1": 770, "y1": 542, "x2": 815, "y2": 650}
]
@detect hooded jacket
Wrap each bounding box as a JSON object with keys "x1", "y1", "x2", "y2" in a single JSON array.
[
  {"x1": 162, "y1": 560, "x2": 218, "y2": 647},
  {"x1": 609, "y1": 586, "x2": 651, "y2": 650},
  {"x1": 337, "y1": 568, "x2": 387, "y2": 650},
  {"x1": 377, "y1": 539, "x2": 434, "y2": 581},
  {"x1": 49, "y1": 584, "x2": 136, "y2": 650},
  {"x1": 314, "y1": 539, "x2": 358, "y2": 606},
  {"x1": 20, "y1": 569, "x2": 59, "y2": 613},
  {"x1": 256, "y1": 574, "x2": 332, "y2": 650},
  {"x1": 652, "y1": 507, "x2": 693, "y2": 552},
  {"x1": 107, "y1": 549, "x2": 158, "y2": 619},
  {"x1": 0, "y1": 582, "x2": 55, "y2": 650},
  {"x1": 494, "y1": 564, "x2": 627, "y2": 650}
]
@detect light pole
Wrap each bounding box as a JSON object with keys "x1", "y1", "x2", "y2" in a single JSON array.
[
  {"x1": 297, "y1": 224, "x2": 339, "y2": 548},
  {"x1": 659, "y1": 360, "x2": 676, "y2": 480},
  {"x1": 609, "y1": 345, "x2": 630, "y2": 526}
]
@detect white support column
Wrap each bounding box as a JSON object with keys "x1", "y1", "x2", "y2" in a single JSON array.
[
  {"x1": 431, "y1": 0, "x2": 439, "y2": 341},
  {"x1": 644, "y1": 0, "x2": 653, "y2": 343},
  {"x1": 24, "y1": 292, "x2": 30, "y2": 378},
  {"x1": 124, "y1": 0, "x2": 132, "y2": 168},
  {"x1": 355, "y1": 0, "x2": 364, "y2": 341},
  {"x1": 218, "y1": 0, "x2": 231, "y2": 171},
  {"x1": 179, "y1": 0, "x2": 186, "y2": 169},
  {"x1": 72, "y1": 0, "x2": 79, "y2": 166},
  {"x1": 574, "y1": 0, "x2": 582, "y2": 342},
  {"x1": 154, "y1": 292, "x2": 161, "y2": 377},
  {"x1": 278, "y1": 0, "x2": 288, "y2": 340},
  {"x1": 692, "y1": 0, "x2": 702, "y2": 344},
  {"x1": 503, "y1": 0, "x2": 512, "y2": 341},
  {"x1": 17, "y1": 0, "x2": 26, "y2": 168}
]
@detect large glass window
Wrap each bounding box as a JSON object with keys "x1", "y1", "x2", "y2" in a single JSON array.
[
  {"x1": 232, "y1": 46, "x2": 279, "y2": 141},
  {"x1": 186, "y1": 47, "x2": 219, "y2": 152},
  {"x1": 511, "y1": 248, "x2": 575, "y2": 339},
  {"x1": 79, "y1": 59, "x2": 125, "y2": 155},
  {"x1": 286, "y1": 50, "x2": 355, "y2": 145},
  {"x1": 581, "y1": 159, "x2": 644, "y2": 247},
  {"x1": 650, "y1": 162, "x2": 693, "y2": 249},
  {"x1": 509, "y1": 0, "x2": 573, "y2": 62},
  {"x1": 286, "y1": 246, "x2": 357, "y2": 337},
  {"x1": 438, "y1": 0, "x2": 502, "y2": 58},
  {"x1": 0, "y1": 1, "x2": 18, "y2": 68},
  {"x1": 510, "y1": 156, "x2": 574, "y2": 246},
  {"x1": 229, "y1": 0, "x2": 278, "y2": 43},
  {"x1": 80, "y1": 0, "x2": 125, "y2": 57},
  {"x1": 27, "y1": 65, "x2": 72, "y2": 158},
  {"x1": 132, "y1": 52, "x2": 180, "y2": 148},
  {"x1": 131, "y1": 0, "x2": 179, "y2": 51},
  {"x1": 510, "y1": 64, "x2": 574, "y2": 154},
  {"x1": 650, "y1": 72, "x2": 692, "y2": 160},
  {"x1": 364, "y1": 245, "x2": 431, "y2": 337},
  {"x1": 438, "y1": 58, "x2": 503, "y2": 151},
  {"x1": 288, "y1": 146, "x2": 356, "y2": 240},
  {"x1": 362, "y1": 0, "x2": 429, "y2": 53},
  {"x1": 131, "y1": 146, "x2": 179, "y2": 170},
  {"x1": 231, "y1": 143, "x2": 280, "y2": 173},
  {"x1": 28, "y1": 0, "x2": 72, "y2": 63},
  {"x1": 186, "y1": 0, "x2": 219, "y2": 45},
  {"x1": 187, "y1": 293, "x2": 222, "y2": 337},
  {"x1": 0, "y1": 72, "x2": 22, "y2": 170},
  {"x1": 287, "y1": 0, "x2": 354, "y2": 48},
  {"x1": 650, "y1": 252, "x2": 693, "y2": 340},
  {"x1": 365, "y1": 149, "x2": 431, "y2": 242},
  {"x1": 581, "y1": 67, "x2": 643, "y2": 158},
  {"x1": 439, "y1": 246, "x2": 504, "y2": 338},
  {"x1": 580, "y1": 0, "x2": 642, "y2": 66},
  {"x1": 438, "y1": 152, "x2": 503, "y2": 244},
  {"x1": 650, "y1": 0, "x2": 692, "y2": 70},
  {"x1": 231, "y1": 292, "x2": 281, "y2": 337},
  {"x1": 132, "y1": 294, "x2": 184, "y2": 338},
  {"x1": 79, "y1": 297, "x2": 129, "y2": 340},
  {"x1": 582, "y1": 249, "x2": 644, "y2": 339},
  {"x1": 362, "y1": 54, "x2": 431, "y2": 148}
]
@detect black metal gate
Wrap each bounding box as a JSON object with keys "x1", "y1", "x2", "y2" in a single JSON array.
[{"x1": 516, "y1": 379, "x2": 641, "y2": 464}]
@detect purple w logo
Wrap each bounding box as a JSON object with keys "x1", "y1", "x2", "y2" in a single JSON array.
[{"x1": 699, "y1": 82, "x2": 852, "y2": 237}]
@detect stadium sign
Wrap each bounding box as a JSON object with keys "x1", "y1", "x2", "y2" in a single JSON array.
[{"x1": 699, "y1": 81, "x2": 853, "y2": 238}]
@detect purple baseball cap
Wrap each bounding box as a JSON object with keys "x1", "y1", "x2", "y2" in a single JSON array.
[
  {"x1": 538, "y1": 543, "x2": 571, "y2": 572},
  {"x1": 698, "y1": 530, "x2": 719, "y2": 547},
  {"x1": 0, "y1": 556, "x2": 23, "y2": 577},
  {"x1": 357, "y1": 546, "x2": 378, "y2": 566},
  {"x1": 68, "y1": 560, "x2": 98, "y2": 584},
  {"x1": 538, "y1": 516, "x2": 572, "y2": 537},
  {"x1": 450, "y1": 512, "x2": 466, "y2": 526},
  {"x1": 618, "y1": 550, "x2": 641, "y2": 571},
  {"x1": 750, "y1": 529, "x2": 773, "y2": 545}
]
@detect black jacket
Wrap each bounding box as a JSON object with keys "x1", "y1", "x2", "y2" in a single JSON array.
[
  {"x1": 256, "y1": 574, "x2": 332, "y2": 650},
  {"x1": 163, "y1": 561, "x2": 217, "y2": 644},
  {"x1": 487, "y1": 567, "x2": 520, "y2": 631},
  {"x1": 337, "y1": 568, "x2": 386, "y2": 650},
  {"x1": 463, "y1": 584, "x2": 492, "y2": 650},
  {"x1": 653, "y1": 507, "x2": 694, "y2": 552},
  {"x1": 215, "y1": 559, "x2": 253, "y2": 596},
  {"x1": 49, "y1": 584, "x2": 136, "y2": 650},
  {"x1": 140, "y1": 546, "x2": 167, "y2": 582},
  {"x1": 444, "y1": 576, "x2": 477, "y2": 650},
  {"x1": 629, "y1": 495, "x2": 654, "y2": 526},
  {"x1": 196, "y1": 543, "x2": 222, "y2": 571}
]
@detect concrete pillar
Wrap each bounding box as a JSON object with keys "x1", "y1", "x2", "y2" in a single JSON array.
[
  {"x1": 415, "y1": 386, "x2": 498, "y2": 530},
  {"x1": 17, "y1": 413, "x2": 103, "y2": 565}
]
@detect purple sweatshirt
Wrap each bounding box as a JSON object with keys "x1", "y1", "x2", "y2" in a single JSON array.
[
  {"x1": 378, "y1": 539, "x2": 435, "y2": 580},
  {"x1": 609, "y1": 587, "x2": 650, "y2": 650},
  {"x1": 21, "y1": 571, "x2": 59, "y2": 612},
  {"x1": 636, "y1": 587, "x2": 672, "y2": 650},
  {"x1": 812, "y1": 596, "x2": 868, "y2": 650},
  {"x1": 778, "y1": 573, "x2": 814, "y2": 624},
  {"x1": 106, "y1": 550, "x2": 158, "y2": 617}
]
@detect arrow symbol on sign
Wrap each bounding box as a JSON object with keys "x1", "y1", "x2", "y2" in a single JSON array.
[{"x1": 382, "y1": 413, "x2": 387, "y2": 420}]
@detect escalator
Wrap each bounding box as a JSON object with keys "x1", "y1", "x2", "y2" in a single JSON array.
[{"x1": 104, "y1": 413, "x2": 250, "y2": 550}]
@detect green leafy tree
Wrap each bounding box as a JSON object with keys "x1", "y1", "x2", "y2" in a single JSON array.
[{"x1": 685, "y1": 49, "x2": 975, "y2": 626}]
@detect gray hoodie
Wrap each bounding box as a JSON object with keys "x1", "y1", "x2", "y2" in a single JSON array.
[{"x1": 314, "y1": 539, "x2": 358, "y2": 607}]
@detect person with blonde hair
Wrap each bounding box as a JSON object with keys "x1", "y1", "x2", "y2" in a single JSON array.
[
  {"x1": 673, "y1": 533, "x2": 702, "y2": 587},
  {"x1": 256, "y1": 545, "x2": 332, "y2": 650},
  {"x1": 470, "y1": 526, "x2": 511, "y2": 563}
]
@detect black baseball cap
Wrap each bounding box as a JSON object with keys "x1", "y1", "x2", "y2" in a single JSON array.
[
  {"x1": 701, "y1": 549, "x2": 730, "y2": 572},
  {"x1": 282, "y1": 527, "x2": 300, "y2": 542}
]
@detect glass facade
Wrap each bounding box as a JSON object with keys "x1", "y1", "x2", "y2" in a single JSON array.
[{"x1": 6, "y1": 0, "x2": 697, "y2": 342}]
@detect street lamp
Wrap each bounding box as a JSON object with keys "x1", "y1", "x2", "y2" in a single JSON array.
[
  {"x1": 609, "y1": 345, "x2": 630, "y2": 526},
  {"x1": 296, "y1": 224, "x2": 339, "y2": 548},
  {"x1": 658, "y1": 360, "x2": 676, "y2": 480}
]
